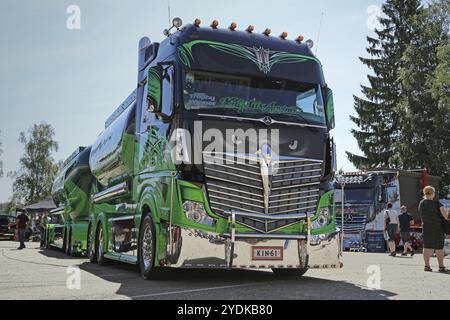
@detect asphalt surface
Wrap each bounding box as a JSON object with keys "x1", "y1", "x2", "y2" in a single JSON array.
[{"x1": 0, "y1": 239, "x2": 449, "y2": 300}]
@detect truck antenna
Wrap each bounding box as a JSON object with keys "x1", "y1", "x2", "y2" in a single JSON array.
[
  {"x1": 315, "y1": 12, "x2": 324, "y2": 55},
  {"x1": 168, "y1": 0, "x2": 172, "y2": 25}
]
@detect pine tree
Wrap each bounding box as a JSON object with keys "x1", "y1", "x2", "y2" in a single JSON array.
[
  {"x1": 396, "y1": 0, "x2": 449, "y2": 194},
  {"x1": 347, "y1": 0, "x2": 421, "y2": 170}
]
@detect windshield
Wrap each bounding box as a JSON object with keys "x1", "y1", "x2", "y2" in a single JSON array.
[
  {"x1": 335, "y1": 188, "x2": 374, "y2": 204},
  {"x1": 183, "y1": 70, "x2": 326, "y2": 124}
]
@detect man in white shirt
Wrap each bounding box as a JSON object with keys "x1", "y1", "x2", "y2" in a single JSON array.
[{"x1": 384, "y1": 202, "x2": 400, "y2": 257}]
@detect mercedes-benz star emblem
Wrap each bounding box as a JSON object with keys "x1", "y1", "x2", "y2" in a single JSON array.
[
  {"x1": 344, "y1": 213, "x2": 354, "y2": 223},
  {"x1": 261, "y1": 116, "x2": 273, "y2": 126}
]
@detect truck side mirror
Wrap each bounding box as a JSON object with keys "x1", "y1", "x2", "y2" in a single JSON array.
[
  {"x1": 325, "y1": 87, "x2": 335, "y2": 130},
  {"x1": 147, "y1": 65, "x2": 163, "y2": 113}
]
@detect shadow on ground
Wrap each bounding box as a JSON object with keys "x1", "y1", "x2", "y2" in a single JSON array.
[{"x1": 38, "y1": 247, "x2": 397, "y2": 300}]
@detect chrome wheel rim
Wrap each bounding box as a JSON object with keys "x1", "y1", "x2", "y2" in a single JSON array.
[
  {"x1": 98, "y1": 227, "x2": 103, "y2": 260},
  {"x1": 141, "y1": 224, "x2": 153, "y2": 270},
  {"x1": 88, "y1": 228, "x2": 94, "y2": 258}
]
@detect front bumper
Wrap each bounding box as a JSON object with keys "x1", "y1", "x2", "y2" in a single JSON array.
[{"x1": 167, "y1": 227, "x2": 342, "y2": 269}]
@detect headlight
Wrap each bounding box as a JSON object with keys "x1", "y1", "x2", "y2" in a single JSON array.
[
  {"x1": 312, "y1": 207, "x2": 331, "y2": 229},
  {"x1": 183, "y1": 201, "x2": 216, "y2": 227}
]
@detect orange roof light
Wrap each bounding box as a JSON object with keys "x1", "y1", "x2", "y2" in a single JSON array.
[
  {"x1": 229, "y1": 22, "x2": 237, "y2": 31},
  {"x1": 211, "y1": 20, "x2": 219, "y2": 29},
  {"x1": 263, "y1": 28, "x2": 271, "y2": 36},
  {"x1": 246, "y1": 25, "x2": 255, "y2": 33},
  {"x1": 280, "y1": 32, "x2": 288, "y2": 40},
  {"x1": 296, "y1": 35, "x2": 304, "y2": 43},
  {"x1": 194, "y1": 18, "x2": 201, "y2": 27}
]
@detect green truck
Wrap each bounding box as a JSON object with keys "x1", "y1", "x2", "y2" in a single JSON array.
[{"x1": 45, "y1": 18, "x2": 341, "y2": 278}]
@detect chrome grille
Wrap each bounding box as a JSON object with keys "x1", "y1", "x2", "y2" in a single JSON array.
[
  {"x1": 203, "y1": 152, "x2": 323, "y2": 233},
  {"x1": 335, "y1": 212, "x2": 367, "y2": 234}
]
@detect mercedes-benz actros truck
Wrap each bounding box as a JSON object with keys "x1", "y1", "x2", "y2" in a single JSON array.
[{"x1": 45, "y1": 18, "x2": 341, "y2": 279}]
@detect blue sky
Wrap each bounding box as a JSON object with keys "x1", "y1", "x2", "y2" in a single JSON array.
[{"x1": 0, "y1": 0, "x2": 389, "y2": 202}]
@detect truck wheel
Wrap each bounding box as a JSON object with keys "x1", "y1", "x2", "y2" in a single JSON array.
[
  {"x1": 271, "y1": 267, "x2": 308, "y2": 277},
  {"x1": 96, "y1": 223, "x2": 110, "y2": 266},
  {"x1": 66, "y1": 227, "x2": 72, "y2": 256},
  {"x1": 87, "y1": 224, "x2": 97, "y2": 263},
  {"x1": 63, "y1": 228, "x2": 68, "y2": 253},
  {"x1": 45, "y1": 230, "x2": 50, "y2": 249},
  {"x1": 138, "y1": 215, "x2": 158, "y2": 280}
]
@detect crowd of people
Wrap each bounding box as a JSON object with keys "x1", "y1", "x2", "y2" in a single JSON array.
[{"x1": 384, "y1": 186, "x2": 450, "y2": 273}]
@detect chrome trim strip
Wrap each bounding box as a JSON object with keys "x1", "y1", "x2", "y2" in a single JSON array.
[
  {"x1": 203, "y1": 155, "x2": 261, "y2": 169},
  {"x1": 205, "y1": 174, "x2": 263, "y2": 190},
  {"x1": 224, "y1": 210, "x2": 313, "y2": 220},
  {"x1": 277, "y1": 158, "x2": 323, "y2": 164},
  {"x1": 92, "y1": 182, "x2": 128, "y2": 203},
  {"x1": 277, "y1": 163, "x2": 323, "y2": 171},
  {"x1": 199, "y1": 113, "x2": 328, "y2": 129},
  {"x1": 269, "y1": 200, "x2": 318, "y2": 210},
  {"x1": 272, "y1": 174, "x2": 322, "y2": 183},
  {"x1": 270, "y1": 205, "x2": 317, "y2": 215},
  {"x1": 274, "y1": 169, "x2": 322, "y2": 176},
  {"x1": 269, "y1": 194, "x2": 319, "y2": 204},
  {"x1": 210, "y1": 201, "x2": 261, "y2": 214},
  {"x1": 108, "y1": 215, "x2": 135, "y2": 222},
  {"x1": 223, "y1": 233, "x2": 308, "y2": 240},
  {"x1": 205, "y1": 167, "x2": 262, "y2": 183},
  {"x1": 207, "y1": 183, "x2": 264, "y2": 199},
  {"x1": 50, "y1": 207, "x2": 65, "y2": 215},
  {"x1": 269, "y1": 189, "x2": 320, "y2": 198},
  {"x1": 271, "y1": 181, "x2": 321, "y2": 191},
  {"x1": 209, "y1": 195, "x2": 265, "y2": 210},
  {"x1": 203, "y1": 160, "x2": 261, "y2": 176}
]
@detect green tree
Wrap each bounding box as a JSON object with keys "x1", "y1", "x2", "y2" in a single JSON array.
[
  {"x1": 347, "y1": 0, "x2": 421, "y2": 170},
  {"x1": 395, "y1": 0, "x2": 449, "y2": 195},
  {"x1": 8, "y1": 122, "x2": 59, "y2": 204}
]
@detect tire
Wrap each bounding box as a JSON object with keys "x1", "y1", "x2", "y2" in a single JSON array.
[
  {"x1": 138, "y1": 215, "x2": 159, "y2": 280},
  {"x1": 45, "y1": 230, "x2": 50, "y2": 249},
  {"x1": 62, "y1": 228, "x2": 68, "y2": 253},
  {"x1": 87, "y1": 223, "x2": 97, "y2": 263},
  {"x1": 66, "y1": 227, "x2": 72, "y2": 256},
  {"x1": 272, "y1": 267, "x2": 308, "y2": 277},
  {"x1": 96, "y1": 223, "x2": 110, "y2": 266}
]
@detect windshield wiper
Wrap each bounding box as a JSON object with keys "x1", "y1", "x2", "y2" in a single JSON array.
[{"x1": 198, "y1": 113, "x2": 327, "y2": 130}]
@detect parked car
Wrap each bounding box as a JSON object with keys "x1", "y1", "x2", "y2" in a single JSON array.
[{"x1": 0, "y1": 215, "x2": 16, "y2": 239}]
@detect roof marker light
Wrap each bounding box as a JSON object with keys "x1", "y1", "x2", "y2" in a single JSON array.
[
  {"x1": 229, "y1": 22, "x2": 237, "y2": 31},
  {"x1": 263, "y1": 28, "x2": 271, "y2": 36},
  {"x1": 280, "y1": 32, "x2": 288, "y2": 40},
  {"x1": 296, "y1": 35, "x2": 304, "y2": 43},
  {"x1": 211, "y1": 20, "x2": 219, "y2": 29},
  {"x1": 246, "y1": 25, "x2": 255, "y2": 33},
  {"x1": 194, "y1": 18, "x2": 201, "y2": 27}
]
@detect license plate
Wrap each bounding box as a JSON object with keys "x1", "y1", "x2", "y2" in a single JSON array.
[{"x1": 251, "y1": 246, "x2": 284, "y2": 261}]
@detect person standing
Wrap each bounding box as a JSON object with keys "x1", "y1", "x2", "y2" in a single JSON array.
[
  {"x1": 398, "y1": 205, "x2": 414, "y2": 256},
  {"x1": 16, "y1": 211, "x2": 30, "y2": 250},
  {"x1": 384, "y1": 202, "x2": 400, "y2": 257},
  {"x1": 418, "y1": 186, "x2": 449, "y2": 273}
]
